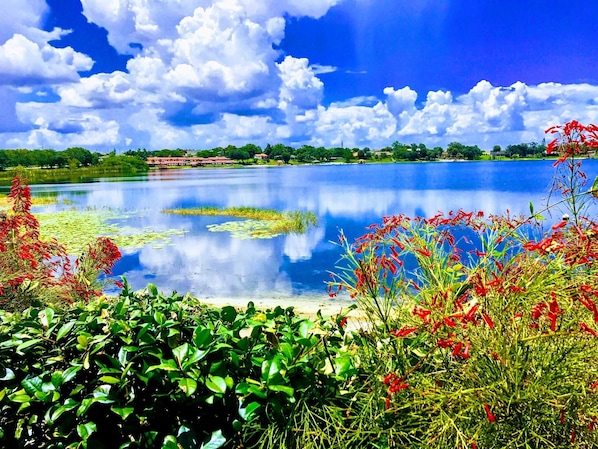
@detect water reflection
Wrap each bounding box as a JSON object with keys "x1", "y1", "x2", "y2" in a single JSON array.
[{"x1": 28, "y1": 160, "x2": 598, "y2": 299}]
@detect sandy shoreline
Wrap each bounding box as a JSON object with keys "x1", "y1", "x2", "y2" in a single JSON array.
[{"x1": 196, "y1": 294, "x2": 357, "y2": 319}]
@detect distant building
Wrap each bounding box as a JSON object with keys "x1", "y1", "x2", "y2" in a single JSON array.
[
  {"x1": 146, "y1": 156, "x2": 235, "y2": 167},
  {"x1": 254, "y1": 153, "x2": 268, "y2": 160}
]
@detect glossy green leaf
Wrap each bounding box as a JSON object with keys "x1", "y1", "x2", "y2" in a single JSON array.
[
  {"x1": 201, "y1": 430, "x2": 226, "y2": 449},
  {"x1": 99, "y1": 376, "x2": 120, "y2": 385},
  {"x1": 77, "y1": 422, "x2": 97, "y2": 440},
  {"x1": 0, "y1": 368, "x2": 15, "y2": 381},
  {"x1": 181, "y1": 349, "x2": 207, "y2": 371},
  {"x1": 262, "y1": 355, "x2": 283, "y2": 383},
  {"x1": 16, "y1": 338, "x2": 43, "y2": 353},
  {"x1": 220, "y1": 306, "x2": 237, "y2": 323},
  {"x1": 205, "y1": 375, "x2": 227, "y2": 394},
  {"x1": 10, "y1": 394, "x2": 31, "y2": 404},
  {"x1": 111, "y1": 406, "x2": 135, "y2": 420},
  {"x1": 56, "y1": 321, "x2": 76, "y2": 341},
  {"x1": 46, "y1": 398, "x2": 78, "y2": 424},
  {"x1": 146, "y1": 359, "x2": 179, "y2": 373},
  {"x1": 267, "y1": 384, "x2": 294, "y2": 397},
  {"x1": 178, "y1": 378, "x2": 197, "y2": 397},
  {"x1": 172, "y1": 343, "x2": 189, "y2": 365},
  {"x1": 162, "y1": 435, "x2": 179, "y2": 449},
  {"x1": 39, "y1": 308, "x2": 55, "y2": 328},
  {"x1": 62, "y1": 365, "x2": 81, "y2": 383},
  {"x1": 239, "y1": 401, "x2": 262, "y2": 422},
  {"x1": 22, "y1": 376, "x2": 43, "y2": 395},
  {"x1": 193, "y1": 327, "x2": 212, "y2": 348}
]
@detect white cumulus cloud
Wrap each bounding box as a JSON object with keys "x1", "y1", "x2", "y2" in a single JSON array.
[{"x1": 3, "y1": 1, "x2": 598, "y2": 151}]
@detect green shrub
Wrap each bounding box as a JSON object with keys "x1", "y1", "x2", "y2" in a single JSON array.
[{"x1": 0, "y1": 281, "x2": 355, "y2": 448}]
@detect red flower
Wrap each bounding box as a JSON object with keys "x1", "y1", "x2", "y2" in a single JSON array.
[
  {"x1": 483, "y1": 403, "x2": 496, "y2": 422},
  {"x1": 392, "y1": 326, "x2": 418, "y2": 338},
  {"x1": 482, "y1": 312, "x2": 495, "y2": 329},
  {"x1": 580, "y1": 322, "x2": 598, "y2": 337},
  {"x1": 412, "y1": 305, "x2": 431, "y2": 323},
  {"x1": 552, "y1": 220, "x2": 567, "y2": 230},
  {"x1": 416, "y1": 247, "x2": 432, "y2": 258}
]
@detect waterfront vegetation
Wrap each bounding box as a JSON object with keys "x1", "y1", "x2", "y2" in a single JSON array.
[
  {"x1": 1, "y1": 121, "x2": 598, "y2": 448},
  {"x1": 162, "y1": 207, "x2": 318, "y2": 239},
  {"x1": 0, "y1": 137, "x2": 565, "y2": 187}
]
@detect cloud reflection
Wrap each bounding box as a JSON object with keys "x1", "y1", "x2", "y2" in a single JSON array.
[{"x1": 124, "y1": 232, "x2": 295, "y2": 299}]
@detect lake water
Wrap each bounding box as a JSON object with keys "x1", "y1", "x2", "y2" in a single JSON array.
[{"x1": 18, "y1": 160, "x2": 598, "y2": 303}]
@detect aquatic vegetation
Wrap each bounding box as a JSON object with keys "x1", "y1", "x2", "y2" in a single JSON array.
[
  {"x1": 162, "y1": 206, "x2": 317, "y2": 239},
  {"x1": 36, "y1": 208, "x2": 186, "y2": 254},
  {"x1": 0, "y1": 194, "x2": 59, "y2": 207}
]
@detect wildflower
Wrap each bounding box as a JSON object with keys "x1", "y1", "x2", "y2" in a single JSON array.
[
  {"x1": 483, "y1": 403, "x2": 496, "y2": 422},
  {"x1": 412, "y1": 305, "x2": 431, "y2": 323},
  {"x1": 482, "y1": 312, "x2": 495, "y2": 329},
  {"x1": 552, "y1": 220, "x2": 568, "y2": 230},
  {"x1": 580, "y1": 322, "x2": 598, "y2": 337},
  {"x1": 383, "y1": 373, "x2": 397, "y2": 385},
  {"x1": 392, "y1": 326, "x2": 418, "y2": 338},
  {"x1": 438, "y1": 338, "x2": 455, "y2": 348},
  {"x1": 532, "y1": 302, "x2": 547, "y2": 320},
  {"x1": 416, "y1": 247, "x2": 432, "y2": 257}
]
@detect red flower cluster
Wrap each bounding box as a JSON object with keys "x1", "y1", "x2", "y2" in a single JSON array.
[
  {"x1": 383, "y1": 372, "x2": 409, "y2": 409},
  {"x1": 0, "y1": 176, "x2": 122, "y2": 310},
  {"x1": 546, "y1": 120, "x2": 598, "y2": 166}
]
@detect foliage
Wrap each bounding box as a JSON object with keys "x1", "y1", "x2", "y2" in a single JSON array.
[
  {"x1": 0, "y1": 177, "x2": 121, "y2": 311},
  {"x1": 162, "y1": 206, "x2": 317, "y2": 239},
  {"x1": 0, "y1": 283, "x2": 356, "y2": 448},
  {"x1": 98, "y1": 154, "x2": 148, "y2": 172},
  {"x1": 328, "y1": 120, "x2": 598, "y2": 448}
]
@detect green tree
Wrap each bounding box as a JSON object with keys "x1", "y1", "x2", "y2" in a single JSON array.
[
  {"x1": 63, "y1": 147, "x2": 94, "y2": 166},
  {"x1": 240, "y1": 143, "x2": 261, "y2": 158},
  {"x1": 0, "y1": 151, "x2": 9, "y2": 171},
  {"x1": 461, "y1": 144, "x2": 482, "y2": 160},
  {"x1": 446, "y1": 142, "x2": 465, "y2": 159},
  {"x1": 229, "y1": 149, "x2": 250, "y2": 162}
]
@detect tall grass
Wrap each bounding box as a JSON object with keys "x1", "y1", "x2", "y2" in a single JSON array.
[{"x1": 162, "y1": 206, "x2": 317, "y2": 237}]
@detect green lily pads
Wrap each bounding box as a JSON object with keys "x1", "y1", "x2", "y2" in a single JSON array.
[{"x1": 36, "y1": 208, "x2": 186, "y2": 254}]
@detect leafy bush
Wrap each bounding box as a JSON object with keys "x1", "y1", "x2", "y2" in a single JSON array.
[{"x1": 0, "y1": 282, "x2": 355, "y2": 448}]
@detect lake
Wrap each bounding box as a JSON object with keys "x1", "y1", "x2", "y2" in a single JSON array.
[{"x1": 17, "y1": 159, "x2": 598, "y2": 304}]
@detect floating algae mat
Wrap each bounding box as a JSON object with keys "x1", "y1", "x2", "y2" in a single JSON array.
[
  {"x1": 162, "y1": 206, "x2": 317, "y2": 239},
  {"x1": 36, "y1": 208, "x2": 186, "y2": 254}
]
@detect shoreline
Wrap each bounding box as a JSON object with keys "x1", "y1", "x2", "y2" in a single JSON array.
[{"x1": 196, "y1": 294, "x2": 357, "y2": 319}]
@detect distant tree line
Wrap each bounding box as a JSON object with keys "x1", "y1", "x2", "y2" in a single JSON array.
[
  {"x1": 124, "y1": 142, "x2": 486, "y2": 163},
  {"x1": 0, "y1": 147, "x2": 147, "y2": 172},
  {"x1": 0, "y1": 139, "x2": 551, "y2": 172},
  {"x1": 491, "y1": 142, "x2": 547, "y2": 158}
]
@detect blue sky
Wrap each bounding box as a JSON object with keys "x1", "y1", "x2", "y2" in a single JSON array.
[{"x1": 1, "y1": 0, "x2": 597, "y2": 151}]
